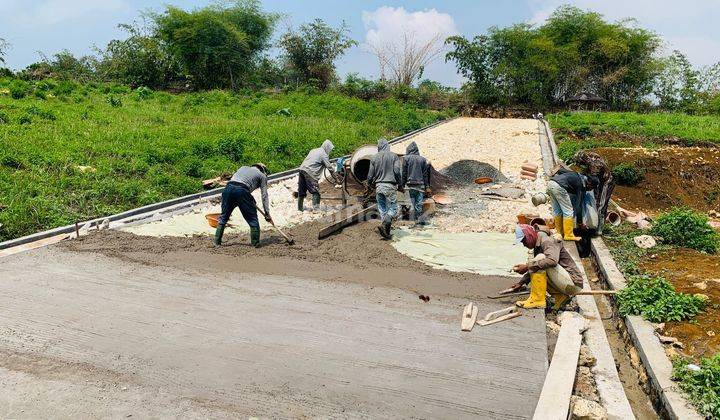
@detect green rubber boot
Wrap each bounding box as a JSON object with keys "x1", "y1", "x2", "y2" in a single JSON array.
[
  {"x1": 214, "y1": 224, "x2": 225, "y2": 246},
  {"x1": 298, "y1": 196, "x2": 304, "y2": 211},
  {"x1": 312, "y1": 192, "x2": 321, "y2": 206},
  {"x1": 250, "y1": 226, "x2": 261, "y2": 247}
]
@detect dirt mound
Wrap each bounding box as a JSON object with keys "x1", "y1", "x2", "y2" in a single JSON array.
[
  {"x1": 441, "y1": 160, "x2": 509, "y2": 184},
  {"x1": 641, "y1": 249, "x2": 720, "y2": 357},
  {"x1": 594, "y1": 147, "x2": 720, "y2": 213}
]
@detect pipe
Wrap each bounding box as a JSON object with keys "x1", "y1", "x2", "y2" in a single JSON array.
[{"x1": 606, "y1": 211, "x2": 622, "y2": 226}]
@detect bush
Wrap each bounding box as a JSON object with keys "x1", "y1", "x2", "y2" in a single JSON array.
[
  {"x1": 612, "y1": 163, "x2": 645, "y2": 186},
  {"x1": 652, "y1": 207, "x2": 720, "y2": 253},
  {"x1": 617, "y1": 275, "x2": 706, "y2": 322},
  {"x1": 9, "y1": 79, "x2": 31, "y2": 99},
  {"x1": 672, "y1": 354, "x2": 720, "y2": 418},
  {"x1": 217, "y1": 134, "x2": 247, "y2": 162}
]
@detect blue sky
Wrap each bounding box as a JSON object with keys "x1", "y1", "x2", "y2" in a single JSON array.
[{"x1": 1, "y1": 0, "x2": 719, "y2": 87}]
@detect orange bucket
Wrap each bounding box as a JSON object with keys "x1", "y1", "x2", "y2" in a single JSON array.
[{"x1": 205, "y1": 213, "x2": 221, "y2": 228}]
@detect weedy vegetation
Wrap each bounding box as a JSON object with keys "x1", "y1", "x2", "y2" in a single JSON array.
[
  {"x1": 612, "y1": 163, "x2": 645, "y2": 186},
  {"x1": 672, "y1": 354, "x2": 720, "y2": 419},
  {"x1": 652, "y1": 207, "x2": 720, "y2": 254},
  {"x1": 617, "y1": 275, "x2": 706, "y2": 322}
]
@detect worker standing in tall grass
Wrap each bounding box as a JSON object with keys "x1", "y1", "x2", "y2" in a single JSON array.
[
  {"x1": 214, "y1": 163, "x2": 272, "y2": 247},
  {"x1": 546, "y1": 169, "x2": 598, "y2": 241},
  {"x1": 367, "y1": 138, "x2": 402, "y2": 239},
  {"x1": 401, "y1": 141, "x2": 431, "y2": 226},
  {"x1": 298, "y1": 139, "x2": 336, "y2": 211}
]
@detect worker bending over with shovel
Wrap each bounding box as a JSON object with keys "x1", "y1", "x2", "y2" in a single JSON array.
[
  {"x1": 402, "y1": 141, "x2": 431, "y2": 226},
  {"x1": 214, "y1": 163, "x2": 272, "y2": 247},
  {"x1": 367, "y1": 138, "x2": 402, "y2": 239},
  {"x1": 298, "y1": 139, "x2": 335, "y2": 211},
  {"x1": 510, "y1": 224, "x2": 584, "y2": 311},
  {"x1": 546, "y1": 169, "x2": 598, "y2": 241}
]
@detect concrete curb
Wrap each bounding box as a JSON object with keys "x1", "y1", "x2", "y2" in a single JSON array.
[
  {"x1": 591, "y1": 237, "x2": 703, "y2": 420},
  {"x1": 0, "y1": 118, "x2": 452, "y2": 252}
]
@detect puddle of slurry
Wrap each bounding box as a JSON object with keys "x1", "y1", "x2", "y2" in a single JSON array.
[{"x1": 392, "y1": 228, "x2": 528, "y2": 276}]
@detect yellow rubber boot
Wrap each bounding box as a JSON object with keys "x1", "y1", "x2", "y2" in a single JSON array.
[
  {"x1": 550, "y1": 293, "x2": 570, "y2": 311},
  {"x1": 553, "y1": 216, "x2": 563, "y2": 235},
  {"x1": 563, "y1": 217, "x2": 581, "y2": 241},
  {"x1": 516, "y1": 272, "x2": 547, "y2": 309}
]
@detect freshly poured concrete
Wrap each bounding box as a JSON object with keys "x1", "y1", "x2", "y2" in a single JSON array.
[
  {"x1": 393, "y1": 229, "x2": 528, "y2": 276},
  {"x1": 0, "y1": 246, "x2": 547, "y2": 418}
]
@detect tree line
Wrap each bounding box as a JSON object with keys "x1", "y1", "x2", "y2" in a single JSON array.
[{"x1": 1, "y1": 3, "x2": 719, "y2": 113}]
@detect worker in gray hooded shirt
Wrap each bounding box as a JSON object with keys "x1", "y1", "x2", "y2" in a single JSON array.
[
  {"x1": 367, "y1": 138, "x2": 402, "y2": 239},
  {"x1": 214, "y1": 163, "x2": 272, "y2": 247},
  {"x1": 401, "y1": 141, "x2": 431, "y2": 225},
  {"x1": 298, "y1": 139, "x2": 335, "y2": 211}
]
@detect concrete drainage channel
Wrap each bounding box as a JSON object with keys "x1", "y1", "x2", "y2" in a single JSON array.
[{"x1": 543, "y1": 121, "x2": 701, "y2": 419}]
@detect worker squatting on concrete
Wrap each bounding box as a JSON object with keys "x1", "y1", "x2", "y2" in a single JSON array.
[
  {"x1": 214, "y1": 163, "x2": 272, "y2": 247},
  {"x1": 546, "y1": 169, "x2": 598, "y2": 241},
  {"x1": 511, "y1": 224, "x2": 584, "y2": 310},
  {"x1": 298, "y1": 139, "x2": 335, "y2": 211},
  {"x1": 367, "y1": 138, "x2": 402, "y2": 239},
  {"x1": 401, "y1": 141, "x2": 432, "y2": 226}
]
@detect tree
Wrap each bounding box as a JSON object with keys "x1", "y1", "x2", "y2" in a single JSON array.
[
  {"x1": 368, "y1": 31, "x2": 445, "y2": 87},
  {"x1": 20, "y1": 50, "x2": 97, "y2": 81},
  {"x1": 154, "y1": 0, "x2": 277, "y2": 89},
  {"x1": 97, "y1": 22, "x2": 182, "y2": 89},
  {"x1": 0, "y1": 38, "x2": 8, "y2": 66},
  {"x1": 279, "y1": 19, "x2": 356, "y2": 89},
  {"x1": 654, "y1": 51, "x2": 701, "y2": 111},
  {"x1": 446, "y1": 6, "x2": 661, "y2": 108}
]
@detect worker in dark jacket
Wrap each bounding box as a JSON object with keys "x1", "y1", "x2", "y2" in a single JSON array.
[
  {"x1": 570, "y1": 150, "x2": 614, "y2": 234},
  {"x1": 298, "y1": 139, "x2": 335, "y2": 211},
  {"x1": 510, "y1": 224, "x2": 584, "y2": 310},
  {"x1": 214, "y1": 163, "x2": 272, "y2": 247},
  {"x1": 401, "y1": 141, "x2": 431, "y2": 225},
  {"x1": 367, "y1": 138, "x2": 402, "y2": 239},
  {"x1": 546, "y1": 169, "x2": 597, "y2": 241}
]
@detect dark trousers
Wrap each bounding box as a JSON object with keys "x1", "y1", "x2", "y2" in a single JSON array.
[
  {"x1": 218, "y1": 183, "x2": 259, "y2": 229},
  {"x1": 297, "y1": 170, "x2": 319, "y2": 198}
]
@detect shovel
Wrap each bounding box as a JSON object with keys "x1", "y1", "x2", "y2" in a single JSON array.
[{"x1": 255, "y1": 205, "x2": 295, "y2": 245}]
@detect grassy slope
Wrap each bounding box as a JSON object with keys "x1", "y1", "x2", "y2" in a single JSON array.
[
  {"x1": 0, "y1": 84, "x2": 447, "y2": 241},
  {"x1": 549, "y1": 111, "x2": 720, "y2": 144}
]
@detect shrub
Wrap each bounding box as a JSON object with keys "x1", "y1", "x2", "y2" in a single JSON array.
[
  {"x1": 617, "y1": 275, "x2": 706, "y2": 322},
  {"x1": 217, "y1": 135, "x2": 247, "y2": 162},
  {"x1": 26, "y1": 105, "x2": 56, "y2": 120},
  {"x1": 672, "y1": 354, "x2": 720, "y2": 418},
  {"x1": 9, "y1": 79, "x2": 31, "y2": 99},
  {"x1": 612, "y1": 163, "x2": 645, "y2": 186},
  {"x1": 106, "y1": 95, "x2": 122, "y2": 107},
  {"x1": 652, "y1": 207, "x2": 720, "y2": 253}
]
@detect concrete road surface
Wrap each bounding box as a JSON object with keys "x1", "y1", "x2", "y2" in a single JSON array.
[{"x1": 0, "y1": 246, "x2": 547, "y2": 418}]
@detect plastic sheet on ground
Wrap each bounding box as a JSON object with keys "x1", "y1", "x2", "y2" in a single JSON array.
[{"x1": 392, "y1": 228, "x2": 527, "y2": 276}]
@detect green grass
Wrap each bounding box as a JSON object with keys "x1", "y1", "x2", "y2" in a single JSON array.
[
  {"x1": 0, "y1": 79, "x2": 449, "y2": 241},
  {"x1": 549, "y1": 111, "x2": 720, "y2": 144},
  {"x1": 673, "y1": 354, "x2": 720, "y2": 418}
]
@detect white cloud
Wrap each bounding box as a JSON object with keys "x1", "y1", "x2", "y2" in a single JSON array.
[
  {"x1": 0, "y1": 0, "x2": 129, "y2": 26},
  {"x1": 362, "y1": 6, "x2": 458, "y2": 48},
  {"x1": 527, "y1": 0, "x2": 720, "y2": 66}
]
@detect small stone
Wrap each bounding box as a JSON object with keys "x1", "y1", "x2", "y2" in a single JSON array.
[
  {"x1": 636, "y1": 219, "x2": 652, "y2": 230},
  {"x1": 579, "y1": 345, "x2": 597, "y2": 367},
  {"x1": 693, "y1": 281, "x2": 708, "y2": 291},
  {"x1": 708, "y1": 330, "x2": 716, "y2": 337},
  {"x1": 573, "y1": 366, "x2": 599, "y2": 401},
  {"x1": 633, "y1": 235, "x2": 656, "y2": 249},
  {"x1": 570, "y1": 396, "x2": 608, "y2": 420},
  {"x1": 546, "y1": 321, "x2": 561, "y2": 334},
  {"x1": 654, "y1": 323, "x2": 665, "y2": 333},
  {"x1": 628, "y1": 347, "x2": 640, "y2": 367},
  {"x1": 665, "y1": 346, "x2": 680, "y2": 359}
]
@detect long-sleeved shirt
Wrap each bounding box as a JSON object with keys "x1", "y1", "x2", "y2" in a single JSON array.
[
  {"x1": 402, "y1": 141, "x2": 431, "y2": 191},
  {"x1": 551, "y1": 170, "x2": 585, "y2": 224},
  {"x1": 367, "y1": 138, "x2": 401, "y2": 187},
  {"x1": 300, "y1": 139, "x2": 335, "y2": 181},
  {"x1": 520, "y1": 231, "x2": 584, "y2": 287},
  {"x1": 230, "y1": 166, "x2": 270, "y2": 215}
]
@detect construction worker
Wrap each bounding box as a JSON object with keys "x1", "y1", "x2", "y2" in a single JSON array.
[
  {"x1": 510, "y1": 224, "x2": 584, "y2": 310},
  {"x1": 401, "y1": 141, "x2": 431, "y2": 225},
  {"x1": 298, "y1": 139, "x2": 335, "y2": 211},
  {"x1": 367, "y1": 138, "x2": 402, "y2": 239},
  {"x1": 214, "y1": 163, "x2": 272, "y2": 247},
  {"x1": 546, "y1": 169, "x2": 598, "y2": 241},
  {"x1": 569, "y1": 150, "x2": 614, "y2": 234}
]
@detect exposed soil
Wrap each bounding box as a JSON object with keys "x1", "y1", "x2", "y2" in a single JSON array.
[
  {"x1": 558, "y1": 129, "x2": 720, "y2": 149},
  {"x1": 640, "y1": 249, "x2": 720, "y2": 358},
  {"x1": 593, "y1": 146, "x2": 720, "y2": 213},
  {"x1": 62, "y1": 219, "x2": 515, "y2": 300}
]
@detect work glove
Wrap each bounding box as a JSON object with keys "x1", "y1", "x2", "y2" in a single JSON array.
[{"x1": 265, "y1": 214, "x2": 273, "y2": 223}]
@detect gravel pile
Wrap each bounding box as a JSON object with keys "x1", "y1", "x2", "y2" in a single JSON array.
[{"x1": 441, "y1": 160, "x2": 508, "y2": 184}]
